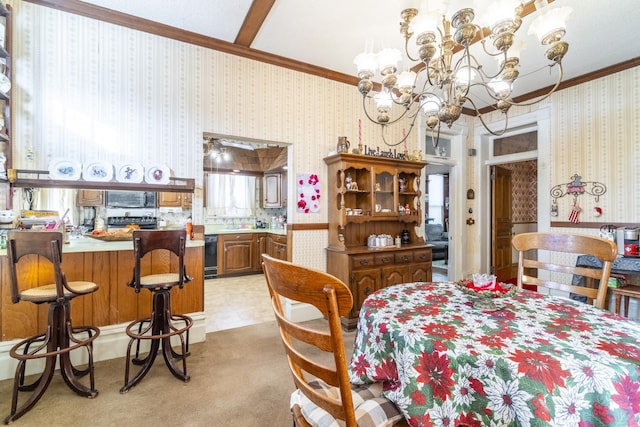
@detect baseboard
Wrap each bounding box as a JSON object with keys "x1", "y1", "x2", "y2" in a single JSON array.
[{"x1": 0, "y1": 312, "x2": 206, "y2": 382}]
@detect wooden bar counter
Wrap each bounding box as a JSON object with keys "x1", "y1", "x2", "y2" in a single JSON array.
[{"x1": 0, "y1": 236, "x2": 204, "y2": 341}]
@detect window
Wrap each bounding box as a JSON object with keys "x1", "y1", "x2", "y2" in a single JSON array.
[
  {"x1": 206, "y1": 174, "x2": 256, "y2": 217},
  {"x1": 493, "y1": 131, "x2": 537, "y2": 156}
]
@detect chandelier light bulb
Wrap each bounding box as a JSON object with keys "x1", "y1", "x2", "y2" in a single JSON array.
[
  {"x1": 528, "y1": 6, "x2": 572, "y2": 44},
  {"x1": 353, "y1": 52, "x2": 377, "y2": 76},
  {"x1": 421, "y1": 94, "x2": 441, "y2": 115},
  {"x1": 474, "y1": 0, "x2": 520, "y2": 28},
  {"x1": 376, "y1": 48, "x2": 402, "y2": 75}
]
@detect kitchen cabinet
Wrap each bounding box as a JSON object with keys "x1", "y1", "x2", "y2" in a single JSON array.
[
  {"x1": 255, "y1": 233, "x2": 267, "y2": 269},
  {"x1": 158, "y1": 192, "x2": 192, "y2": 208},
  {"x1": 218, "y1": 232, "x2": 284, "y2": 276},
  {"x1": 76, "y1": 189, "x2": 104, "y2": 206},
  {"x1": 218, "y1": 234, "x2": 255, "y2": 276},
  {"x1": 323, "y1": 153, "x2": 432, "y2": 330},
  {"x1": 263, "y1": 172, "x2": 284, "y2": 208},
  {"x1": 266, "y1": 234, "x2": 287, "y2": 261}
]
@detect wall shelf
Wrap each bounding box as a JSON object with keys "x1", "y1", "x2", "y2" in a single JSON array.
[{"x1": 4, "y1": 169, "x2": 195, "y2": 193}]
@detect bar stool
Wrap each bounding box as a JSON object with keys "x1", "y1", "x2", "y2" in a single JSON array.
[
  {"x1": 120, "y1": 229, "x2": 193, "y2": 393},
  {"x1": 5, "y1": 231, "x2": 100, "y2": 424}
]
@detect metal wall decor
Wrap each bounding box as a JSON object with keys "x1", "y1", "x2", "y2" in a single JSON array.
[{"x1": 550, "y1": 174, "x2": 606, "y2": 223}]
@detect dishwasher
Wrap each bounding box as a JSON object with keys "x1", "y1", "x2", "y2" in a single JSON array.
[{"x1": 204, "y1": 234, "x2": 218, "y2": 279}]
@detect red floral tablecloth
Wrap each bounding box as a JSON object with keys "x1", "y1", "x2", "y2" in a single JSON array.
[{"x1": 348, "y1": 282, "x2": 640, "y2": 427}]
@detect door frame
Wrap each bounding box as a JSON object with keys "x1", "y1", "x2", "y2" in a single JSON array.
[
  {"x1": 419, "y1": 123, "x2": 468, "y2": 281},
  {"x1": 476, "y1": 106, "x2": 552, "y2": 274}
]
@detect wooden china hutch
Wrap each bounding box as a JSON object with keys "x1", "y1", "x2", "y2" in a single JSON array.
[{"x1": 324, "y1": 153, "x2": 432, "y2": 330}]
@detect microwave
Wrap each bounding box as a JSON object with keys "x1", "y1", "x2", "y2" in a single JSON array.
[{"x1": 105, "y1": 191, "x2": 157, "y2": 208}]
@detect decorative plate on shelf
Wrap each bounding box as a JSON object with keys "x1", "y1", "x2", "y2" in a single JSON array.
[
  {"x1": 49, "y1": 159, "x2": 82, "y2": 181},
  {"x1": 0, "y1": 74, "x2": 10, "y2": 95},
  {"x1": 454, "y1": 279, "x2": 517, "y2": 299},
  {"x1": 116, "y1": 163, "x2": 144, "y2": 183},
  {"x1": 83, "y1": 161, "x2": 113, "y2": 182},
  {"x1": 144, "y1": 164, "x2": 170, "y2": 185}
]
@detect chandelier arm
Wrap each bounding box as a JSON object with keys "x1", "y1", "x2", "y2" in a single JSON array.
[
  {"x1": 361, "y1": 95, "x2": 386, "y2": 125},
  {"x1": 403, "y1": 35, "x2": 421, "y2": 63},
  {"x1": 503, "y1": 63, "x2": 565, "y2": 108},
  {"x1": 427, "y1": 124, "x2": 442, "y2": 149},
  {"x1": 475, "y1": 109, "x2": 509, "y2": 136}
]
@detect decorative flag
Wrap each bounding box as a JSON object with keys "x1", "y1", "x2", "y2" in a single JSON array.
[{"x1": 568, "y1": 202, "x2": 581, "y2": 223}]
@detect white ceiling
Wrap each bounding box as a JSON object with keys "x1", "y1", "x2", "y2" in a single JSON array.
[{"x1": 79, "y1": 0, "x2": 640, "y2": 102}]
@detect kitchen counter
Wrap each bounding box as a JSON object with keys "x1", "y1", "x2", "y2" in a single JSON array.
[
  {"x1": 0, "y1": 236, "x2": 203, "y2": 256},
  {"x1": 0, "y1": 235, "x2": 203, "y2": 342},
  {"x1": 204, "y1": 225, "x2": 287, "y2": 236}
]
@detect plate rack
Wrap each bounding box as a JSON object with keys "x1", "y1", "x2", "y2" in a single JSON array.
[{"x1": 4, "y1": 169, "x2": 195, "y2": 193}]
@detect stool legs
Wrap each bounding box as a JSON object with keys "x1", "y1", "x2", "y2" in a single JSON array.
[
  {"x1": 121, "y1": 289, "x2": 192, "y2": 393},
  {"x1": 5, "y1": 301, "x2": 99, "y2": 424}
]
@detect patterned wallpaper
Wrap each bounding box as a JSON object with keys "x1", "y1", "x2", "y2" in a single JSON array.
[
  {"x1": 501, "y1": 160, "x2": 538, "y2": 224},
  {"x1": 5, "y1": 1, "x2": 413, "y2": 270},
  {"x1": 5, "y1": 0, "x2": 640, "y2": 274}
]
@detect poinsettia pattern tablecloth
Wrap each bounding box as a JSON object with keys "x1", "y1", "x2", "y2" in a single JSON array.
[{"x1": 348, "y1": 282, "x2": 640, "y2": 427}]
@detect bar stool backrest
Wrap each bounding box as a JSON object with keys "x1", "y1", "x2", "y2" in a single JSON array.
[
  {"x1": 130, "y1": 229, "x2": 189, "y2": 292},
  {"x1": 7, "y1": 231, "x2": 65, "y2": 304}
]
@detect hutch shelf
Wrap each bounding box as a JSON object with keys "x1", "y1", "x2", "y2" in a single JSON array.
[{"x1": 323, "y1": 153, "x2": 432, "y2": 330}]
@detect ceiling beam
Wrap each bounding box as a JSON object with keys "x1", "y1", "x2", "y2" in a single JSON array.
[{"x1": 235, "y1": 0, "x2": 276, "y2": 47}]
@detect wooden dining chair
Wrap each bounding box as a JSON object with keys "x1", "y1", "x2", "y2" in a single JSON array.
[
  {"x1": 511, "y1": 232, "x2": 618, "y2": 309},
  {"x1": 261, "y1": 255, "x2": 408, "y2": 427}
]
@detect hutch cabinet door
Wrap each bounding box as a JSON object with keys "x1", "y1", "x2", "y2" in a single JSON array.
[{"x1": 351, "y1": 269, "x2": 379, "y2": 318}]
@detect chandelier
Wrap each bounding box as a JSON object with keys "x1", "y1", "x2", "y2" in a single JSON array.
[
  {"x1": 354, "y1": 0, "x2": 572, "y2": 147},
  {"x1": 203, "y1": 138, "x2": 230, "y2": 162}
]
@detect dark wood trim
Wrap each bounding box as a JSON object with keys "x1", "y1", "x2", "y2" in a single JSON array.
[
  {"x1": 551, "y1": 221, "x2": 640, "y2": 229},
  {"x1": 235, "y1": 0, "x2": 275, "y2": 47},
  {"x1": 477, "y1": 57, "x2": 640, "y2": 115},
  {"x1": 287, "y1": 223, "x2": 328, "y2": 231}
]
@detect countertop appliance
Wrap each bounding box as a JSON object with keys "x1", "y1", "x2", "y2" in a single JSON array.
[
  {"x1": 204, "y1": 234, "x2": 218, "y2": 279},
  {"x1": 623, "y1": 227, "x2": 640, "y2": 257},
  {"x1": 105, "y1": 191, "x2": 156, "y2": 208},
  {"x1": 107, "y1": 216, "x2": 157, "y2": 232}
]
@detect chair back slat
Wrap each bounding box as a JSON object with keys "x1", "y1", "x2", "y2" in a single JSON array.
[
  {"x1": 512, "y1": 232, "x2": 618, "y2": 309},
  {"x1": 261, "y1": 254, "x2": 357, "y2": 426}
]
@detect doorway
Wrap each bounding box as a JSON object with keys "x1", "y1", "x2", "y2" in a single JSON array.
[
  {"x1": 486, "y1": 131, "x2": 540, "y2": 280},
  {"x1": 426, "y1": 166, "x2": 451, "y2": 280}
]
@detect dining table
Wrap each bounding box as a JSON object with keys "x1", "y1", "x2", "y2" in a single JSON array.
[{"x1": 348, "y1": 281, "x2": 640, "y2": 427}]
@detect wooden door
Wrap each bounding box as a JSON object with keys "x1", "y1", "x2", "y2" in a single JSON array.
[{"x1": 491, "y1": 165, "x2": 514, "y2": 281}]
